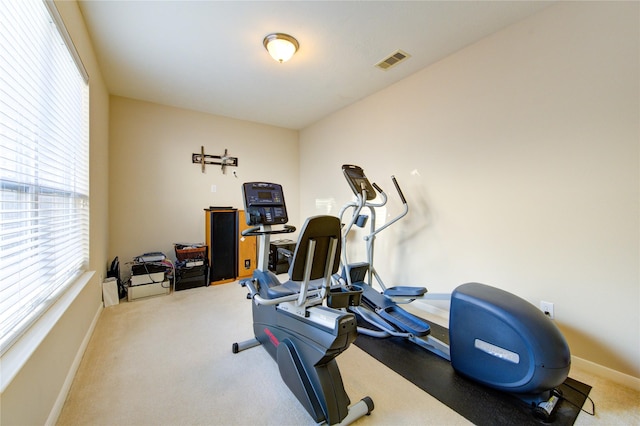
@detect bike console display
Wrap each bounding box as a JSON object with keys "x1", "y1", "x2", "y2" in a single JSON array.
[{"x1": 242, "y1": 182, "x2": 288, "y2": 226}]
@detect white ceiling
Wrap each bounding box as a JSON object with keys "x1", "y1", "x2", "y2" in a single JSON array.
[{"x1": 78, "y1": 1, "x2": 554, "y2": 130}]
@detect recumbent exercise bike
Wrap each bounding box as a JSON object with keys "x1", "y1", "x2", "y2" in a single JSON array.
[{"x1": 232, "y1": 182, "x2": 373, "y2": 425}]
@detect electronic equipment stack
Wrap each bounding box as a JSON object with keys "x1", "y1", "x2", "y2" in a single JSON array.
[
  {"x1": 174, "y1": 244, "x2": 209, "y2": 291},
  {"x1": 128, "y1": 252, "x2": 172, "y2": 301}
]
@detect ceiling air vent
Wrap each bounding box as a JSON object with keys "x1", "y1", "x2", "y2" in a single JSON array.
[{"x1": 375, "y1": 49, "x2": 411, "y2": 70}]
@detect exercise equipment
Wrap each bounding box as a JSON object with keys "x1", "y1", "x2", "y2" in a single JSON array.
[
  {"x1": 336, "y1": 164, "x2": 571, "y2": 421},
  {"x1": 233, "y1": 182, "x2": 373, "y2": 426}
]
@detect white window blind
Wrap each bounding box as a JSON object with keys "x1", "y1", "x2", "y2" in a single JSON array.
[{"x1": 0, "y1": 0, "x2": 89, "y2": 355}]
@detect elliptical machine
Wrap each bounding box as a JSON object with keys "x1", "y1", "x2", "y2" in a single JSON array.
[
  {"x1": 233, "y1": 182, "x2": 373, "y2": 426},
  {"x1": 336, "y1": 164, "x2": 571, "y2": 420}
]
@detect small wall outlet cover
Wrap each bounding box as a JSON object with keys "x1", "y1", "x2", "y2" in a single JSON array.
[
  {"x1": 540, "y1": 301, "x2": 554, "y2": 319},
  {"x1": 211, "y1": 184, "x2": 217, "y2": 193}
]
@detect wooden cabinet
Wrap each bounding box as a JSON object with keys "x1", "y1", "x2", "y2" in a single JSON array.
[
  {"x1": 205, "y1": 209, "x2": 256, "y2": 285},
  {"x1": 237, "y1": 210, "x2": 257, "y2": 279}
]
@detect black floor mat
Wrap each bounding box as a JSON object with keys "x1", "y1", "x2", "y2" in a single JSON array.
[{"x1": 354, "y1": 320, "x2": 591, "y2": 426}]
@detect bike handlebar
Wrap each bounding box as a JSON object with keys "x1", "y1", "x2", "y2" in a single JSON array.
[{"x1": 242, "y1": 224, "x2": 296, "y2": 237}]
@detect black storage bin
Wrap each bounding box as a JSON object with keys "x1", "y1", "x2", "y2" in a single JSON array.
[
  {"x1": 175, "y1": 265, "x2": 208, "y2": 291},
  {"x1": 175, "y1": 265, "x2": 209, "y2": 291},
  {"x1": 180, "y1": 265, "x2": 207, "y2": 278}
]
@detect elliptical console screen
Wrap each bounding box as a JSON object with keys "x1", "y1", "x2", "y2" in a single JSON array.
[
  {"x1": 242, "y1": 182, "x2": 288, "y2": 225},
  {"x1": 342, "y1": 164, "x2": 377, "y2": 200}
]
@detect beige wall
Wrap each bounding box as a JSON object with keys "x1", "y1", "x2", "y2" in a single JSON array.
[
  {"x1": 300, "y1": 2, "x2": 639, "y2": 379},
  {"x1": 0, "y1": 1, "x2": 110, "y2": 424},
  {"x1": 108, "y1": 97, "x2": 300, "y2": 264}
]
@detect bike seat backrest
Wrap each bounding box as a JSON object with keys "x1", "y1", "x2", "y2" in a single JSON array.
[{"x1": 288, "y1": 215, "x2": 342, "y2": 282}]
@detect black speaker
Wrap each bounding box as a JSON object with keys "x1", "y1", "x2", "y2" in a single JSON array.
[{"x1": 207, "y1": 209, "x2": 238, "y2": 283}]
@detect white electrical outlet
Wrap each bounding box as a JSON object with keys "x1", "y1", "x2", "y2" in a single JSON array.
[
  {"x1": 540, "y1": 301, "x2": 554, "y2": 319},
  {"x1": 211, "y1": 184, "x2": 217, "y2": 193}
]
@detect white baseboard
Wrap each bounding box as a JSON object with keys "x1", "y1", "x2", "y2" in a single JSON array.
[
  {"x1": 45, "y1": 302, "x2": 103, "y2": 426},
  {"x1": 571, "y1": 355, "x2": 640, "y2": 391}
]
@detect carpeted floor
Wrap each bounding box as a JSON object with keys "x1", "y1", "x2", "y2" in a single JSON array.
[{"x1": 57, "y1": 283, "x2": 639, "y2": 426}]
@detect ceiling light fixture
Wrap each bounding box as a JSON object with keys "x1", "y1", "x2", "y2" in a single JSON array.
[{"x1": 263, "y1": 33, "x2": 299, "y2": 63}]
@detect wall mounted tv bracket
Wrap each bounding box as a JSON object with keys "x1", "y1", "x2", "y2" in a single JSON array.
[{"x1": 192, "y1": 146, "x2": 238, "y2": 174}]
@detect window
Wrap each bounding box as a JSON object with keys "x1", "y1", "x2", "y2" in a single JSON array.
[{"x1": 0, "y1": 0, "x2": 89, "y2": 355}]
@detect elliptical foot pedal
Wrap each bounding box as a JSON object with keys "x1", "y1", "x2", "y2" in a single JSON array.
[
  {"x1": 384, "y1": 286, "x2": 427, "y2": 298},
  {"x1": 379, "y1": 305, "x2": 430, "y2": 336}
]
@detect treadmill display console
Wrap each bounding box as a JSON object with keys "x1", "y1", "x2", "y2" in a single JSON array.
[{"x1": 242, "y1": 182, "x2": 288, "y2": 225}]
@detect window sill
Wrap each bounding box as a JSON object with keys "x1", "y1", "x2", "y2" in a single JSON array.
[{"x1": 0, "y1": 271, "x2": 95, "y2": 393}]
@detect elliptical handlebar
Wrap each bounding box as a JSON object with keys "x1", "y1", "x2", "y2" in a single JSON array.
[
  {"x1": 347, "y1": 175, "x2": 408, "y2": 223},
  {"x1": 391, "y1": 176, "x2": 407, "y2": 205},
  {"x1": 338, "y1": 166, "x2": 410, "y2": 238},
  {"x1": 339, "y1": 166, "x2": 410, "y2": 288},
  {"x1": 365, "y1": 184, "x2": 387, "y2": 208},
  {"x1": 242, "y1": 224, "x2": 296, "y2": 237},
  {"x1": 370, "y1": 176, "x2": 408, "y2": 237}
]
